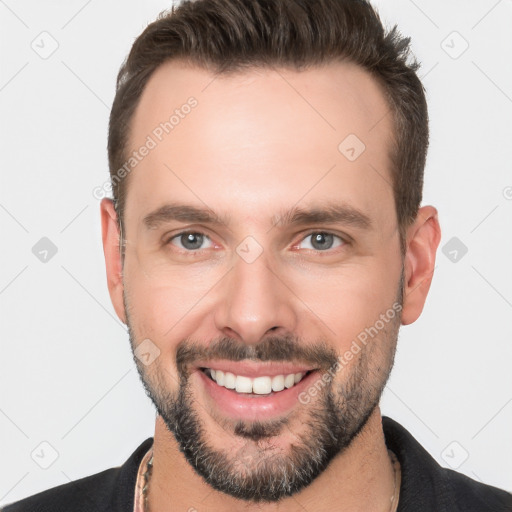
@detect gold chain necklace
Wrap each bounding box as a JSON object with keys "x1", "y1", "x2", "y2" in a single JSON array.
[
  {"x1": 388, "y1": 449, "x2": 401, "y2": 512},
  {"x1": 140, "y1": 449, "x2": 400, "y2": 511},
  {"x1": 141, "y1": 450, "x2": 153, "y2": 512}
]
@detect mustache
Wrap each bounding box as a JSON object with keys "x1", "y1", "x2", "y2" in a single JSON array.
[{"x1": 175, "y1": 334, "x2": 339, "y2": 377}]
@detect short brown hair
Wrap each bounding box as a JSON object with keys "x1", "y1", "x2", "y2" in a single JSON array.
[{"x1": 108, "y1": 0, "x2": 428, "y2": 255}]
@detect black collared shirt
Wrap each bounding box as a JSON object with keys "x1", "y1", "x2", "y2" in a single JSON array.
[{"x1": 3, "y1": 416, "x2": 511, "y2": 511}]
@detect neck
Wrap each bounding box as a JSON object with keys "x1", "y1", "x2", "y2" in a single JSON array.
[{"x1": 147, "y1": 407, "x2": 396, "y2": 512}]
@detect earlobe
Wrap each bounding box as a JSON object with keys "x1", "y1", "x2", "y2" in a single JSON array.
[
  {"x1": 100, "y1": 198, "x2": 127, "y2": 324},
  {"x1": 401, "y1": 206, "x2": 441, "y2": 325}
]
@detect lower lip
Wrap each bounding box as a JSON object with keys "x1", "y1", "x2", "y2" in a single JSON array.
[{"x1": 197, "y1": 368, "x2": 319, "y2": 421}]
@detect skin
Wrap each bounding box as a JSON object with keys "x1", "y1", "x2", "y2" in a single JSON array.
[{"x1": 101, "y1": 59, "x2": 441, "y2": 511}]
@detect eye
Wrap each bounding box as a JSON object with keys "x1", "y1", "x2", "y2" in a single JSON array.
[
  {"x1": 297, "y1": 232, "x2": 345, "y2": 251},
  {"x1": 168, "y1": 232, "x2": 213, "y2": 251}
]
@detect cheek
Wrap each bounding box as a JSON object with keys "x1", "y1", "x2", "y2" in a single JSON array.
[
  {"x1": 124, "y1": 283, "x2": 190, "y2": 384},
  {"x1": 122, "y1": 263, "x2": 220, "y2": 344},
  {"x1": 290, "y1": 261, "x2": 401, "y2": 349}
]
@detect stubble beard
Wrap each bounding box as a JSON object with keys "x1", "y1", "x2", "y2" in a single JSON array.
[{"x1": 125, "y1": 276, "x2": 403, "y2": 503}]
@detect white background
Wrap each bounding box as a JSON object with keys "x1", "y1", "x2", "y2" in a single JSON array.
[{"x1": 1, "y1": 0, "x2": 511, "y2": 506}]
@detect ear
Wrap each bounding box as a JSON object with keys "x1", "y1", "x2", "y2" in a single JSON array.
[
  {"x1": 401, "y1": 205, "x2": 441, "y2": 325},
  {"x1": 100, "y1": 198, "x2": 126, "y2": 324}
]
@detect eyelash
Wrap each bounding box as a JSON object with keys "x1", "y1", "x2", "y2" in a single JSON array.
[{"x1": 165, "y1": 230, "x2": 349, "y2": 253}]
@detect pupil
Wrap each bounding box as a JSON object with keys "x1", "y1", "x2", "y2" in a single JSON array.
[
  {"x1": 312, "y1": 233, "x2": 333, "y2": 250},
  {"x1": 182, "y1": 233, "x2": 203, "y2": 250}
]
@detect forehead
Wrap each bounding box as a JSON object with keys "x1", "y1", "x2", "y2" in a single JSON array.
[{"x1": 124, "y1": 59, "x2": 395, "y2": 229}]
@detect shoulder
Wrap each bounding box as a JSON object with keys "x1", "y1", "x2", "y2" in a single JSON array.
[
  {"x1": 1, "y1": 469, "x2": 119, "y2": 512},
  {"x1": 382, "y1": 416, "x2": 512, "y2": 512},
  {"x1": 1, "y1": 438, "x2": 154, "y2": 512},
  {"x1": 440, "y1": 464, "x2": 512, "y2": 512}
]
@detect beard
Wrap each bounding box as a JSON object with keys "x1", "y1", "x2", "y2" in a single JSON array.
[{"x1": 126, "y1": 272, "x2": 404, "y2": 503}]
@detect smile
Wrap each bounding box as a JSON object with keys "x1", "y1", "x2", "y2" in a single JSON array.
[
  {"x1": 201, "y1": 367, "x2": 313, "y2": 395},
  {"x1": 196, "y1": 363, "x2": 320, "y2": 421}
]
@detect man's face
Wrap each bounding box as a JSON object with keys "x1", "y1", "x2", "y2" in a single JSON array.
[{"x1": 120, "y1": 60, "x2": 404, "y2": 501}]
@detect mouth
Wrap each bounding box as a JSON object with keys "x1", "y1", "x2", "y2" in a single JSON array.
[{"x1": 195, "y1": 363, "x2": 321, "y2": 421}]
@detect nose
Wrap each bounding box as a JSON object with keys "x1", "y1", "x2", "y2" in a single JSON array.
[{"x1": 213, "y1": 249, "x2": 298, "y2": 345}]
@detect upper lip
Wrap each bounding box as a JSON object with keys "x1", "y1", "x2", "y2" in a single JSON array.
[{"x1": 194, "y1": 360, "x2": 316, "y2": 378}]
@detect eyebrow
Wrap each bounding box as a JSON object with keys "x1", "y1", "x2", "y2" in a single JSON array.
[
  {"x1": 271, "y1": 202, "x2": 372, "y2": 230},
  {"x1": 143, "y1": 203, "x2": 230, "y2": 229},
  {"x1": 142, "y1": 201, "x2": 372, "y2": 231}
]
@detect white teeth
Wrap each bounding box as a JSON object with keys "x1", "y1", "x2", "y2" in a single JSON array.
[
  {"x1": 284, "y1": 374, "x2": 295, "y2": 389},
  {"x1": 206, "y1": 368, "x2": 309, "y2": 394},
  {"x1": 214, "y1": 369, "x2": 224, "y2": 386},
  {"x1": 224, "y1": 372, "x2": 236, "y2": 389},
  {"x1": 271, "y1": 375, "x2": 285, "y2": 392},
  {"x1": 235, "y1": 375, "x2": 253, "y2": 393},
  {"x1": 252, "y1": 376, "x2": 272, "y2": 394}
]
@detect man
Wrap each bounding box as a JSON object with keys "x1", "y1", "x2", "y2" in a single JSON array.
[{"x1": 3, "y1": 0, "x2": 511, "y2": 511}]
